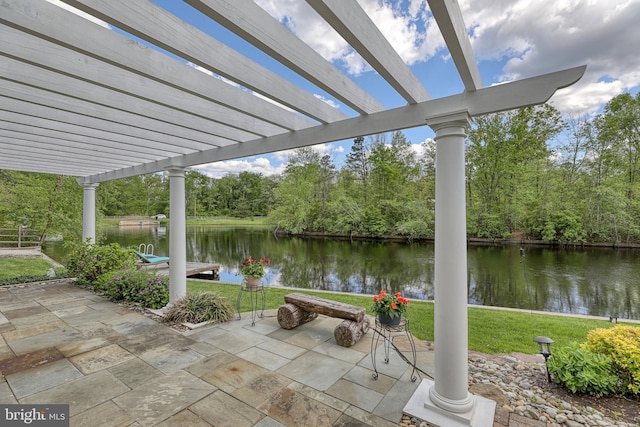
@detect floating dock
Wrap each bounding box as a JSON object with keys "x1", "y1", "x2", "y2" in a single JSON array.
[
  {"x1": 118, "y1": 220, "x2": 160, "y2": 227},
  {"x1": 139, "y1": 262, "x2": 220, "y2": 280}
]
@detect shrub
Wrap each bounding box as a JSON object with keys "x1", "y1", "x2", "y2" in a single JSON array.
[
  {"x1": 162, "y1": 292, "x2": 234, "y2": 324},
  {"x1": 546, "y1": 343, "x2": 620, "y2": 397},
  {"x1": 584, "y1": 325, "x2": 640, "y2": 396},
  {"x1": 0, "y1": 271, "x2": 68, "y2": 286},
  {"x1": 66, "y1": 242, "x2": 137, "y2": 286},
  {"x1": 96, "y1": 269, "x2": 169, "y2": 309}
]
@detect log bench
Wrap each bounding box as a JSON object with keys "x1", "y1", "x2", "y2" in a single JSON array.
[{"x1": 277, "y1": 293, "x2": 370, "y2": 347}]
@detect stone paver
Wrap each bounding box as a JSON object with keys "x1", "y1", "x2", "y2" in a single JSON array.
[
  {"x1": 146, "y1": 347, "x2": 205, "y2": 374},
  {"x1": 107, "y1": 358, "x2": 163, "y2": 389},
  {"x1": 112, "y1": 370, "x2": 215, "y2": 426},
  {"x1": 259, "y1": 385, "x2": 343, "y2": 427},
  {"x1": 236, "y1": 346, "x2": 291, "y2": 371},
  {"x1": 231, "y1": 371, "x2": 292, "y2": 408},
  {"x1": 0, "y1": 346, "x2": 64, "y2": 375},
  {"x1": 276, "y1": 350, "x2": 355, "y2": 391},
  {"x1": 1, "y1": 281, "x2": 451, "y2": 427},
  {"x1": 191, "y1": 390, "x2": 265, "y2": 427},
  {"x1": 202, "y1": 358, "x2": 270, "y2": 393},
  {"x1": 69, "y1": 343, "x2": 136, "y2": 374},
  {"x1": 326, "y1": 378, "x2": 385, "y2": 412},
  {"x1": 5, "y1": 359, "x2": 83, "y2": 399},
  {"x1": 20, "y1": 370, "x2": 130, "y2": 416},
  {"x1": 70, "y1": 400, "x2": 134, "y2": 427}
]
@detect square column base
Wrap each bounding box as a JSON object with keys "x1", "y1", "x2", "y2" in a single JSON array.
[{"x1": 403, "y1": 379, "x2": 496, "y2": 427}]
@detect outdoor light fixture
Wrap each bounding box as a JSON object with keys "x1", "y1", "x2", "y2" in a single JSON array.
[{"x1": 534, "y1": 336, "x2": 554, "y2": 382}]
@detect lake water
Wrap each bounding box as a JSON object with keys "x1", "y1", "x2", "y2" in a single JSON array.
[{"x1": 44, "y1": 225, "x2": 640, "y2": 320}]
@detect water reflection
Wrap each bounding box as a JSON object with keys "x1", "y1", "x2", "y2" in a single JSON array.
[{"x1": 43, "y1": 225, "x2": 639, "y2": 319}]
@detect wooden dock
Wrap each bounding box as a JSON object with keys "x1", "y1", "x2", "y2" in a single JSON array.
[
  {"x1": 139, "y1": 262, "x2": 220, "y2": 280},
  {"x1": 118, "y1": 220, "x2": 160, "y2": 227}
]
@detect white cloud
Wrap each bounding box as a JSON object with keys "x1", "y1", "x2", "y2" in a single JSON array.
[
  {"x1": 253, "y1": 0, "x2": 441, "y2": 75},
  {"x1": 197, "y1": 143, "x2": 345, "y2": 178},
  {"x1": 203, "y1": 0, "x2": 640, "y2": 175},
  {"x1": 255, "y1": 0, "x2": 638, "y2": 117},
  {"x1": 460, "y1": 0, "x2": 640, "y2": 115},
  {"x1": 313, "y1": 94, "x2": 340, "y2": 109},
  {"x1": 195, "y1": 157, "x2": 286, "y2": 178}
]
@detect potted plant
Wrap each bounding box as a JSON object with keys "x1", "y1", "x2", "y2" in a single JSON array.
[
  {"x1": 238, "y1": 256, "x2": 269, "y2": 288},
  {"x1": 371, "y1": 290, "x2": 409, "y2": 326}
]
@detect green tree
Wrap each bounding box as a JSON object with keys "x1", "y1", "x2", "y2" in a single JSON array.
[
  {"x1": 367, "y1": 131, "x2": 419, "y2": 234},
  {"x1": 343, "y1": 136, "x2": 370, "y2": 204},
  {"x1": 0, "y1": 171, "x2": 82, "y2": 243},
  {"x1": 268, "y1": 148, "x2": 324, "y2": 233},
  {"x1": 467, "y1": 104, "x2": 564, "y2": 238},
  {"x1": 592, "y1": 93, "x2": 640, "y2": 242},
  {"x1": 185, "y1": 170, "x2": 210, "y2": 217}
]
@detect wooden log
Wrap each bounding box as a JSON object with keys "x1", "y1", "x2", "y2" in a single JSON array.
[
  {"x1": 277, "y1": 303, "x2": 318, "y2": 329},
  {"x1": 284, "y1": 293, "x2": 365, "y2": 322},
  {"x1": 333, "y1": 317, "x2": 370, "y2": 347}
]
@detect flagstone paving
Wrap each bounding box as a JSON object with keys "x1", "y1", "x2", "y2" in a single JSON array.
[{"x1": 1, "y1": 281, "x2": 431, "y2": 426}]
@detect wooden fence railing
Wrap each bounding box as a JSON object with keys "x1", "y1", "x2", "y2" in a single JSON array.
[{"x1": 0, "y1": 227, "x2": 41, "y2": 248}]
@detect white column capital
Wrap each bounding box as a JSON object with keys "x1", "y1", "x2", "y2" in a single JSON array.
[
  {"x1": 425, "y1": 110, "x2": 472, "y2": 132},
  {"x1": 80, "y1": 182, "x2": 99, "y2": 189},
  {"x1": 166, "y1": 166, "x2": 187, "y2": 177}
]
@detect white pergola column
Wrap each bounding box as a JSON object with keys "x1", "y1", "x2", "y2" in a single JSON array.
[
  {"x1": 167, "y1": 166, "x2": 187, "y2": 303},
  {"x1": 430, "y1": 113, "x2": 474, "y2": 411},
  {"x1": 404, "y1": 112, "x2": 495, "y2": 426},
  {"x1": 81, "y1": 183, "x2": 99, "y2": 244}
]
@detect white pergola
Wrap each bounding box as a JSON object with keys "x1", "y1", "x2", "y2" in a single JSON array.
[{"x1": 1, "y1": 0, "x2": 585, "y2": 425}]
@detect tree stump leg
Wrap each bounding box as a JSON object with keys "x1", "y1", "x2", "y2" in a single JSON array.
[
  {"x1": 334, "y1": 317, "x2": 370, "y2": 347},
  {"x1": 277, "y1": 303, "x2": 317, "y2": 329}
]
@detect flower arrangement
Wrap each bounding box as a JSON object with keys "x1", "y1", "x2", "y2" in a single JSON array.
[
  {"x1": 371, "y1": 290, "x2": 409, "y2": 319},
  {"x1": 238, "y1": 256, "x2": 269, "y2": 278}
]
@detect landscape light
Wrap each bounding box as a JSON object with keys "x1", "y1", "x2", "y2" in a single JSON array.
[{"x1": 533, "y1": 336, "x2": 554, "y2": 382}]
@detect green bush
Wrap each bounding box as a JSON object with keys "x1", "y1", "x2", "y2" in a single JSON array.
[
  {"x1": 584, "y1": 325, "x2": 640, "y2": 396},
  {"x1": 66, "y1": 242, "x2": 137, "y2": 286},
  {"x1": 546, "y1": 343, "x2": 620, "y2": 397},
  {"x1": 96, "y1": 269, "x2": 169, "y2": 309},
  {"x1": 162, "y1": 292, "x2": 234, "y2": 324}
]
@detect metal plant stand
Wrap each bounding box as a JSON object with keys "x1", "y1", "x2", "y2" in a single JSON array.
[
  {"x1": 235, "y1": 282, "x2": 265, "y2": 327},
  {"x1": 370, "y1": 317, "x2": 417, "y2": 382}
]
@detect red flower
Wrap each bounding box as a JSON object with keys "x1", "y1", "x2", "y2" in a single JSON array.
[
  {"x1": 371, "y1": 289, "x2": 409, "y2": 319},
  {"x1": 238, "y1": 256, "x2": 269, "y2": 278}
]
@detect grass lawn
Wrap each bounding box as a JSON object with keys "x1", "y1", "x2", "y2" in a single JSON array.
[
  {"x1": 188, "y1": 280, "x2": 618, "y2": 355},
  {"x1": 0, "y1": 257, "x2": 622, "y2": 355},
  {"x1": 0, "y1": 257, "x2": 53, "y2": 280}
]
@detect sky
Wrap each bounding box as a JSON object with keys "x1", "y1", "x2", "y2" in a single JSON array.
[{"x1": 50, "y1": 0, "x2": 640, "y2": 178}]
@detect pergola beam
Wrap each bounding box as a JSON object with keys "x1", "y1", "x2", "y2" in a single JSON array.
[
  {"x1": 61, "y1": 0, "x2": 348, "y2": 124},
  {"x1": 428, "y1": 0, "x2": 483, "y2": 91},
  {"x1": 0, "y1": 28, "x2": 284, "y2": 140},
  {"x1": 306, "y1": 0, "x2": 431, "y2": 104},
  {"x1": 185, "y1": 0, "x2": 385, "y2": 115},
  {"x1": 0, "y1": 82, "x2": 231, "y2": 147},
  {"x1": 81, "y1": 65, "x2": 586, "y2": 183},
  {"x1": 1, "y1": 0, "x2": 317, "y2": 132},
  {"x1": 0, "y1": 102, "x2": 211, "y2": 155}
]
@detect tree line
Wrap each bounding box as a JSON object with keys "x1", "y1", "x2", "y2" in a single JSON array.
[{"x1": 1, "y1": 93, "x2": 638, "y2": 245}]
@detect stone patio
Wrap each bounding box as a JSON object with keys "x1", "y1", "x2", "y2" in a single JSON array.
[{"x1": 1, "y1": 281, "x2": 432, "y2": 426}]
